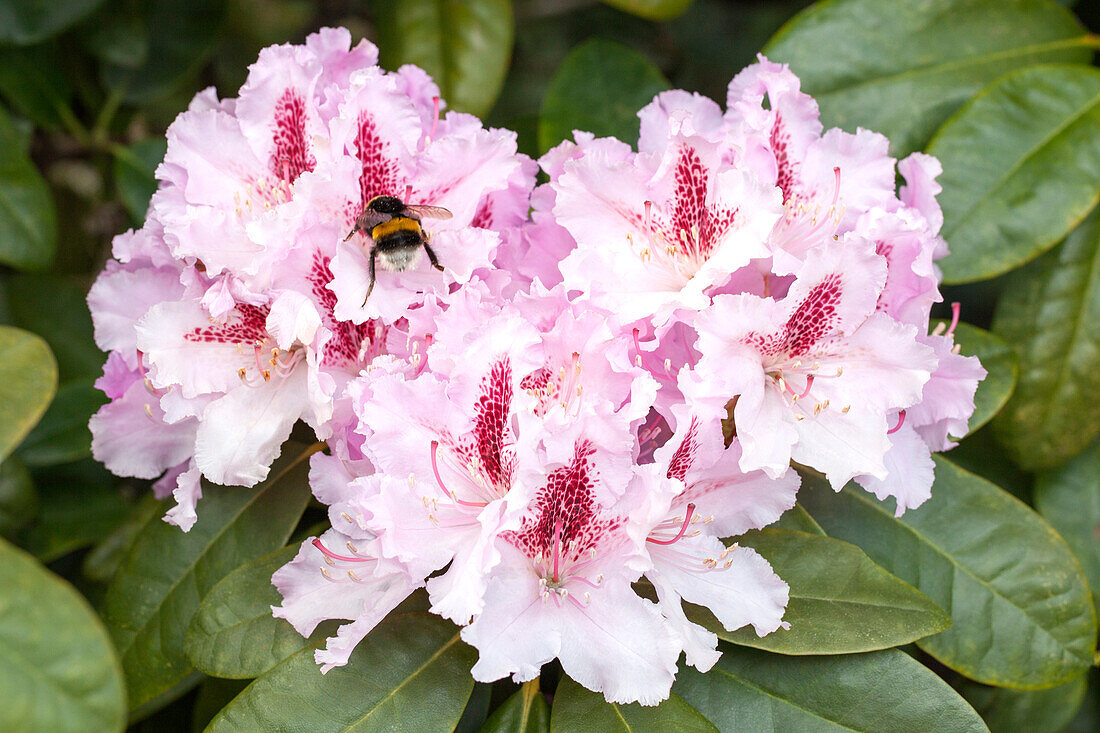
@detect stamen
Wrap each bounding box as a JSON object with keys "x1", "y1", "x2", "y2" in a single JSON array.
[
  {"x1": 429, "y1": 96, "x2": 440, "y2": 142},
  {"x1": 552, "y1": 516, "x2": 564, "y2": 584},
  {"x1": 647, "y1": 503, "x2": 696, "y2": 545},
  {"x1": 643, "y1": 200, "x2": 653, "y2": 230},
  {"x1": 946, "y1": 302, "x2": 961, "y2": 337},
  {"x1": 887, "y1": 410, "x2": 906, "y2": 435},
  {"x1": 430, "y1": 441, "x2": 488, "y2": 508},
  {"x1": 312, "y1": 538, "x2": 372, "y2": 563},
  {"x1": 796, "y1": 374, "x2": 814, "y2": 399}
]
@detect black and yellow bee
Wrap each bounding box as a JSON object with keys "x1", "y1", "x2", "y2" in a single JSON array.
[{"x1": 343, "y1": 195, "x2": 453, "y2": 303}]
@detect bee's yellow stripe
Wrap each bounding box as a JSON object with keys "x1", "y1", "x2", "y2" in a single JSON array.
[{"x1": 371, "y1": 217, "x2": 420, "y2": 239}]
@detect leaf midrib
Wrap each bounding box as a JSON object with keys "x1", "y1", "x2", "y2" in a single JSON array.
[
  {"x1": 942, "y1": 85, "x2": 1100, "y2": 241},
  {"x1": 841, "y1": 486, "x2": 1091, "y2": 664},
  {"x1": 811, "y1": 37, "x2": 1091, "y2": 99},
  {"x1": 112, "y1": 444, "x2": 316, "y2": 661},
  {"x1": 713, "y1": 666, "x2": 859, "y2": 731}
]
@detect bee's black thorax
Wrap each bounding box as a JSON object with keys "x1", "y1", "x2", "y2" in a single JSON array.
[{"x1": 366, "y1": 195, "x2": 406, "y2": 216}]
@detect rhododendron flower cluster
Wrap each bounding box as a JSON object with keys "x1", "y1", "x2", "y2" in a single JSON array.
[{"x1": 88, "y1": 31, "x2": 984, "y2": 704}]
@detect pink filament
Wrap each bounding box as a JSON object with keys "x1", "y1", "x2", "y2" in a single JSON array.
[
  {"x1": 887, "y1": 410, "x2": 906, "y2": 435},
  {"x1": 552, "y1": 516, "x2": 564, "y2": 583},
  {"x1": 796, "y1": 374, "x2": 815, "y2": 399},
  {"x1": 312, "y1": 538, "x2": 371, "y2": 563},
  {"x1": 430, "y1": 96, "x2": 440, "y2": 141},
  {"x1": 647, "y1": 503, "x2": 696, "y2": 545},
  {"x1": 946, "y1": 302, "x2": 961, "y2": 337},
  {"x1": 430, "y1": 440, "x2": 487, "y2": 508}
]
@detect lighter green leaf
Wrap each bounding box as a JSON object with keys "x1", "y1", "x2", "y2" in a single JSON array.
[
  {"x1": 763, "y1": 0, "x2": 1092, "y2": 156},
  {"x1": 960, "y1": 675, "x2": 1087, "y2": 733},
  {"x1": 207, "y1": 613, "x2": 475, "y2": 732},
  {"x1": 0, "y1": 108, "x2": 57, "y2": 271},
  {"x1": 674, "y1": 646, "x2": 987, "y2": 732},
  {"x1": 0, "y1": 536, "x2": 125, "y2": 733},
  {"x1": 185, "y1": 545, "x2": 324, "y2": 679},
  {"x1": 103, "y1": 443, "x2": 316, "y2": 712},
  {"x1": 1034, "y1": 437, "x2": 1100, "y2": 614},
  {"x1": 538, "y1": 39, "x2": 669, "y2": 154},
  {"x1": 992, "y1": 210, "x2": 1100, "y2": 469},
  {"x1": 482, "y1": 680, "x2": 549, "y2": 733},
  {"x1": 550, "y1": 676, "x2": 716, "y2": 733},
  {"x1": 931, "y1": 65, "x2": 1100, "y2": 283},
  {"x1": 0, "y1": 326, "x2": 57, "y2": 462},
  {"x1": 800, "y1": 458, "x2": 1097, "y2": 688},
  {"x1": 375, "y1": 0, "x2": 513, "y2": 117},
  {"x1": 704, "y1": 529, "x2": 949, "y2": 655},
  {"x1": 600, "y1": 0, "x2": 693, "y2": 21}
]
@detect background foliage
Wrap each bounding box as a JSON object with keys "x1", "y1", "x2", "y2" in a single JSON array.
[{"x1": 0, "y1": 0, "x2": 1097, "y2": 731}]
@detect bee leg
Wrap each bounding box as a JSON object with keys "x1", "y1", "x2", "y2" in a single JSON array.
[
  {"x1": 423, "y1": 241, "x2": 445, "y2": 272},
  {"x1": 361, "y1": 250, "x2": 377, "y2": 306},
  {"x1": 343, "y1": 224, "x2": 359, "y2": 242}
]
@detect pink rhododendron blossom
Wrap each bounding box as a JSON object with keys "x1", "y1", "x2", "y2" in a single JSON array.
[{"x1": 91, "y1": 40, "x2": 983, "y2": 704}]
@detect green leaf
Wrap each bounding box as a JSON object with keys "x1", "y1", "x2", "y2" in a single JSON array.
[
  {"x1": 113, "y1": 138, "x2": 167, "y2": 224},
  {"x1": 946, "y1": 426, "x2": 1033, "y2": 502},
  {"x1": 100, "y1": 0, "x2": 227, "y2": 104},
  {"x1": 6, "y1": 274, "x2": 103, "y2": 382},
  {"x1": 550, "y1": 675, "x2": 716, "y2": 733},
  {"x1": 0, "y1": 108, "x2": 57, "y2": 271},
  {"x1": 0, "y1": 42, "x2": 74, "y2": 131},
  {"x1": 763, "y1": 0, "x2": 1092, "y2": 157},
  {"x1": 960, "y1": 675, "x2": 1087, "y2": 733},
  {"x1": 0, "y1": 456, "x2": 36, "y2": 537},
  {"x1": 674, "y1": 646, "x2": 987, "y2": 732},
  {"x1": 82, "y1": 493, "x2": 161, "y2": 585},
  {"x1": 0, "y1": 536, "x2": 125, "y2": 733},
  {"x1": 190, "y1": 678, "x2": 248, "y2": 733},
  {"x1": 991, "y1": 210, "x2": 1100, "y2": 470},
  {"x1": 930, "y1": 65, "x2": 1100, "y2": 284},
  {"x1": 17, "y1": 379, "x2": 105, "y2": 467},
  {"x1": 702, "y1": 529, "x2": 949, "y2": 655},
  {"x1": 482, "y1": 680, "x2": 549, "y2": 733},
  {"x1": 766, "y1": 502, "x2": 824, "y2": 534},
  {"x1": 800, "y1": 458, "x2": 1098, "y2": 688},
  {"x1": 933, "y1": 321, "x2": 1018, "y2": 434},
  {"x1": 1034, "y1": 437, "x2": 1100, "y2": 614},
  {"x1": 375, "y1": 0, "x2": 514, "y2": 118},
  {"x1": 600, "y1": 0, "x2": 693, "y2": 21},
  {"x1": 186, "y1": 545, "x2": 328, "y2": 679},
  {"x1": 103, "y1": 443, "x2": 315, "y2": 712},
  {"x1": 0, "y1": 326, "x2": 57, "y2": 461},
  {"x1": 538, "y1": 39, "x2": 670, "y2": 154},
  {"x1": 0, "y1": 0, "x2": 105, "y2": 45},
  {"x1": 20, "y1": 459, "x2": 129, "y2": 562},
  {"x1": 206, "y1": 612, "x2": 476, "y2": 732},
  {"x1": 1066, "y1": 670, "x2": 1099, "y2": 733}
]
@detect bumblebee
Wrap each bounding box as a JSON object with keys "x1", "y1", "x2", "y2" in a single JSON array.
[{"x1": 343, "y1": 195, "x2": 453, "y2": 303}]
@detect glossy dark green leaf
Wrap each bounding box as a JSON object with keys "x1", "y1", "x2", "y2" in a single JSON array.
[
  {"x1": 600, "y1": 0, "x2": 693, "y2": 21},
  {"x1": 0, "y1": 108, "x2": 57, "y2": 271},
  {"x1": 992, "y1": 210, "x2": 1100, "y2": 469},
  {"x1": 0, "y1": 0, "x2": 105, "y2": 45},
  {"x1": 375, "y1": 0, "x2": 513, "y2": 117},
  {"x1": 674, "y1": 646, "x2": 986, "y2": 732},
  {"x1": 766, "y1": 502, "x2": 824, "y2": 534},
  {"x1": 186, "y1": 545, "x2": 327, "y2": 679},
  {"x1": 6, "y1": 274, "x2": 102, "y2": 382},
  {"x1": 937, "y1": 322, "x2": 1017, "y2": 434},
  {"x1": 207, "y1": 613, "x2": 476, "y2": 732},
  {"x1": 1066, "y1": 670, "x2": 1099, "y2": 733},
  {"x1": 113, "y1": 138, "x2": 167, "y2": 224},
  {"x1": 1034, "y1": 437, "x2": 1100, "y2": 613},
  {"x1": 21, "y1": 459, "x2": 129, "y2": 562},
  {"x1": 0, "y1": 536, "x2": 126, "y2": 733},
  {"x1": 0, "y1": 326, "x2": 57, "y2": 461},
  {"x1": 931, "y1": 65, "x2": 1100, "y2": 283},
  {"x1": 960, "y1": 675, "x2": 1087, "y2": 733},
  {"x1": 100, "y1": 0, "x2": 227, "y2": 103},
  {"x1": 18, "y1": 379, "x2": 104, "y2": 467},
  {"x1": 539, "y1": 39, "x2": 669, "y2": 153},
  {"x1": 0, "y1": 457, "x2": 36, "y2": 537},
  {"x1": 0, "y1": 43, "x2": 74, "y2": 131},
  {"x1": 82, "y1": 493, "x2": 161, "y2": 585},
  {"x1": 946, "y1": 426, "x2": 1033, "y2": 502},
  {"x1": 800, "y1": 459, "x2": 1097, "y2": 688},
  {"x1": 550, "y1": 676, "x2": 716, "y2": 733},
  {"x1": 482, "y1": 680, "x2": 549, "y2": 733},
  {"x1": 700, "y1": 529, "x2": 949, "y2": 655},
  {"x1": 190, "y1": 678, "x2": 248, "y2": 733},
  {"x1": 103, "y1": 444, "x2": 315, "y2": 712},
  {"x1": 764, "y1": 0, "x2": 1093, "y2": 156}
]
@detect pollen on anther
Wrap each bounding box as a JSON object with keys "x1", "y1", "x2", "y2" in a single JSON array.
[{"x1": 341, "y1": 511, "x2": 354, "y2": 523}]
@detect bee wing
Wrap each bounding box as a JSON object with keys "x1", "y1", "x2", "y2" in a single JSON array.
[{"x1": 403, "y1": 204, "x2": 453, "y2": 220}]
